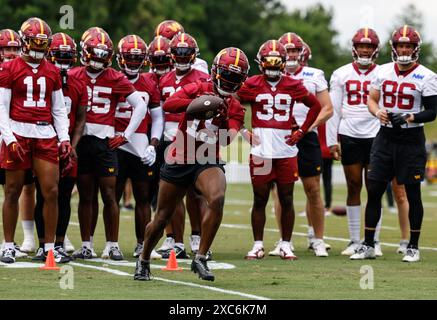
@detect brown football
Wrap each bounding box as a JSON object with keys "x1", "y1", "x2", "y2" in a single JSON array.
[
  {"x1": 331, "y1": 206, "x2": 347, "y2": 216},
  {"x1": 186, "y1": 94, "x2": 224, "y2": 120}
]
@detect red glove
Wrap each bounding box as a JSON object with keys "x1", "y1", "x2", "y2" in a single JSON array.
[
  {"x1": 285, "y1": 129, "x2": 305, "y2": 146},
  {"x1": 7, "y1": 141, "x2": 25, "y2": 163},
  {"x1": 61, "y1": 156, "x2": 75, "y2": 177},
  {"x1": 59, "y1": 141, "x2": 73, "y2": 160},
  {"x1": 108, "y1": 135, "x2": 127, "y2": 150}
]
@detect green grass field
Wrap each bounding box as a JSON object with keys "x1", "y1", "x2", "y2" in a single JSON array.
[{"x1": 1, "y1": 180, "x2": 437, "y2": 300}]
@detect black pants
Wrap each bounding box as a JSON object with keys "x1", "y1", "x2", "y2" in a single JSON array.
[{"x1": 34, "y1": 177, "x2": 76, "y2": 243}]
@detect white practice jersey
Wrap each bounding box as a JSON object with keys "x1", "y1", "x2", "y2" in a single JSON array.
[
  {"x1": 288, "y1": 66, "x2": 328, "y2": 133},
  {"x1": 326, "y1": 63, "x2": 380, "y2": 147},
  {"x1": 372, "y1": 62, "x2": 437, "y2": 129}
]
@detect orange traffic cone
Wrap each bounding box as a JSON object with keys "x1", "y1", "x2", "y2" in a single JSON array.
[
  {"x1": 39, "y1": 249, "x2": 61, "y2": 271},
  {"x1": 161, "y1": 249, "x2": 182, "y2": 271}
]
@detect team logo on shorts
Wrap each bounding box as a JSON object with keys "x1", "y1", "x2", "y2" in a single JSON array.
[
  {"x1": 108, "y1": 167, "x2": 115, "y2": 173},
  {"x1": 316, "y1": 166, "x2": 321, "y2": 172},
  {"x1": 414, "y1": 175, "x2": 421, "y2": 180}
]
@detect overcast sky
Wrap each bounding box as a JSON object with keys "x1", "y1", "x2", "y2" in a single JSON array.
[{"x1": 281, "y1": 0, "x2": 437, "y2": 47}]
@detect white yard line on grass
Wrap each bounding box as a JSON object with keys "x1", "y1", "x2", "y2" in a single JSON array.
[
  {"x1": 221, "y1": 223, "x2": 437, "y2": 252},
  {"x1": 69, "y1": 262, "x2": 270, "y2": 300}
]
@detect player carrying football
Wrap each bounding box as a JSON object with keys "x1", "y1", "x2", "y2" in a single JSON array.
[
  {"x1": 134, "y1": 47, "x2": 248, "y2": 281},
  {"x1": 351, "y1": 25, "x2": 437, "y2": 262}
]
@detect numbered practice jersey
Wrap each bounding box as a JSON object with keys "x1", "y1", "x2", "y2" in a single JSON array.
[
  {"x1": 159, "y1": 68, "x2": 210, "y2": 141},
  {"x1": 63, "y1": 71, "x2": 89, "y2": 136},
  {"x1": 237, "y1": 74, "x2": 309, "y2": 158},
  {"x1": 69, "y1": 66, "x2": 136, "y2": 139},
  {"x1": 286, "y1": 66, "x2": 328, "y2": 132},
  {"x1": 114, "y1": 73, "x2": 161, "y2": 157},
  {"x1": 327, "y1": 62, "x2": 380, "y2": 147},
  {"x1": 371, "y1": 62, "x2": 437, "y2": 129}
]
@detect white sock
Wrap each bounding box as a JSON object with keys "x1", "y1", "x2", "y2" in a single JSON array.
[
  {"x1": 90, "y1": 236, "x2": 94, "y2": 248},
  {"x1": 254, "y1": 241, "x2": 263, "y2": 249},
  {"x1": 175, "y1": 242, "x2": 185, "y2": 250},
  {"x1": 5, "y1": 242, "x2": 15, "y2": 250},
  {"x1": 108, "y1": 241, "x2": 119, "y2": 248},
  {"x1": 346, "y1": 206, "x2": 361, "y2": 243},
  {"x1": 280, "y1": 241, "x2": 291, "y2": 250},
  {"x1": 374, "y1": 210, "x2": 383, "y2": 242},
  {"x1": 307, "y1": 226, "x2": 315, "y2": 239},
  {"x1": 21, "y1": 220, "x2": 35, "y2": 241},
  {"x1": 82, "y1": 241, "x2": 91, "y2": 249},
  {"x1": 44, "y1": 243, "x2": 55, "y2": 252}
]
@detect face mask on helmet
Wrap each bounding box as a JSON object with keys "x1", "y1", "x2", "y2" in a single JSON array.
[
  {"x1": 26, "y1": 37, "x2": 50, "y2": 60},
  {"x1": 353, "y1": 44, "x2": 378, "y2": 66},
  {"x1": 214, "y1": 66, "x2": 246, "y2": 95},
  {"x1": 118, "y1": 53, "x2": 146, "y2": 75},
  {"x1": 171, "y1": 47, "x2": 195, "y2": 71},
  {"x1": 285, "y1": 48, "x2": 301, "y2": 68},
  {"x1": 260, "y1": 56, "x2": 284, "y2": 79},
  {"x1": 149, "y1": 54, "x2": 172, "y2": 75},
  {"x1": 1, "y1": 47, "x2": 21, "y2": 62},
  {"x1": 51, "y1": 50, "x2": 75, "y2": 70},
  {"x1": 392, "y1": 43, "x2": 419, "y2": 65},
  {"x1": 83, "y1": 46, "x2": 111, "y2": 70}
]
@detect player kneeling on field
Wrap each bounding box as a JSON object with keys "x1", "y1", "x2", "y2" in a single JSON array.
[{"x1": 134, "y1": 47, "x2": 249, "y2": 281}]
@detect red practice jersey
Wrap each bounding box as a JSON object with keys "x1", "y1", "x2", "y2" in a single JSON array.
[
  {"x1": 0, "y1": 57, "x2": 62, "y2": 124},
  {"x1": 163, "y1": 80, "x2": 245, "y2": 164},
  {"x1": 64, "y1": 71, "x2": 89, "y2": 136},
  {"x1": 115, "y1": 73, "x2": 160, "y2": 134}
]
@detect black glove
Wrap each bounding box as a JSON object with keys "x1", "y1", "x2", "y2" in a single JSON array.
[{"x1": 388, "y1": 113, "x2": 408, "y2": 128}]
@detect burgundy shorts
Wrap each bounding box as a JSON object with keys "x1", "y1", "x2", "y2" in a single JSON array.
[
  {"x1": 1, "y1": 134, "x2": 59, "y2": 170},
  {"x1": 249, "y1": 155, "x2": 298, "y2": 186}
]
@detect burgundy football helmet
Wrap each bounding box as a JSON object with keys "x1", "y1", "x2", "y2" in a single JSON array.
[
  {"x1": 19, "y1": 17, "x2": 52, "y2": 61},
  {"x1": 211, "y1": 47, "x2": 249, "y2": 96},
  {"x1": 390, "y1": 25, "x2": 421, "y2": 64},
  {"x1": 256, "y1": 39, "x2": 286, "y2": 79},
  {"x1": 148, "y1": 35, "x2": 172, "y2": 76},
  {"x1": 117, "y1": 34, "x2": 147, "y2": 75},
  {"x1": 47, "y1": 32, "x2": 77, "y2": 70},
  {"x1": 81, "y1": 29, "x2": 113, "y2": 70},
  {"x1": 351, "y1": 27, "x2": 380, "y2": 65},
  {"x1": 169, "y1": 32, "x2": 198, "y2": 72},
  {"x1": 0, "y1": 29, "x2": 21, "y2": 62},
  {"x1": 300, "y1": 41, "x2": 312, "y2": 66},
  {"x1": 154, "y1": 20, "x2": 184, "y2": 40},
  {"x1": 278, "y1": 32, "x2": 304, "y2": 69}
]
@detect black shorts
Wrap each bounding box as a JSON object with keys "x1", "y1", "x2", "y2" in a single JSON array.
[
  {"x1": 297, "y1": 132, "x2": 323, "y2": 177},
  {"x1": 0, "y1": 168, "x2": 34, "y2": 185},
  {"x1": 77, "y1": 135, "x2": 118, "y2": 177},
  {"x1": 368, "y1": 127, "x2": 427, "y2": 185},
  {"x1": 160, "y1": 162, "x2": 225, "y2": 187},
  {"x1": 116, "y1": 149, "x2": 154, "y2": 182},
  {"x1": 339, "y1": 134, "x2": 374, "y2": 166}
]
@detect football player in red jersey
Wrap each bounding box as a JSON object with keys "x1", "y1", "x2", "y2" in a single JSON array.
[
  {"x1": 0, "y1": 18, "x2": 72, "y2": 263},
  {"x1": 134, "y1": 47, "x2": 248, "y2": 281},
  {"x1": 115, "y1": 34, "x2": 164, "y2": 259},
  {"x1": 270, "y1": 32, "x2": 332, "y2": 257},
  {"x1": 236, "y1": 40, "x2": 321, "y2": 260},
  {"x1": 70, "y1": 28, "x2": 147, "y2": 261},
  {"x1": 0, "y1": 28, "x2": 37, "y2": 258},
  {"x1": 351, "y1": 25, "x2": 437, "y2": 262},
  {"x1": 156, "y1": 33, "x2": 210, "y2": 259},
  {"x1": 29, "y1": 32, "x2": 88, "y2": 263},
  {"x1": 154, "y1": 20, "x2": 208, "y2": 74}
]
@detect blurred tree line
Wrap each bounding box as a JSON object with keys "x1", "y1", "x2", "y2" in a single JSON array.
[{"x1": 0, "y1": 0, "x2": 436, "y2": 79}]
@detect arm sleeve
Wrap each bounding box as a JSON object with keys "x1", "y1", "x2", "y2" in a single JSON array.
[
  {"x1": 51, "y1": 89, "x2": 70, "y2": 142},
  {"x1": 326, "y1": 72, "x2": 343, "y2": 146},
  {"x1": 150, "y1": 106, "x2": 164, "y2": 140},
  {"x1": 124, "y1": 91, "x2": 148, "y2": 140},
  {"x1": 412, "y1": 95, "x2": 437, "y2": 123},
  {"x1": 0, "y1": 88, "x2": 16, "y2": 145},
  {"x1": 299, "y1": 93, "x2": 322, "y2": 133}
]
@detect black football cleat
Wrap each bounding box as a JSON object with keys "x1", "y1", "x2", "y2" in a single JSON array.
[
  {"x1": 134, "y1": 259, "x2": 152, "y2": 281},
  {"x1": 191, "y1": 257, "x2": 215, "y2": 281}
]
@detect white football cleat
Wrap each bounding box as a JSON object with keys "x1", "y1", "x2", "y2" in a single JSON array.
[
  {"x1": 350, "y1": 244, "x2": 376, "y2": 260},
  {"x1": 402, "y1": 248, "x2": 420, "y2": 262},
  {"x1": 245, "y1": 245, "x2": 265, "y2": 260},
  {"x1": 279, "y1": 245, "x2": 297, "y2": 260},
  {"x1": 63, "y1": 235, "x2": 75, "y2": 253},
  {"x1": 341, "y1": 241, "x2": 360, "y2": 256},
  {"x1": 268, "y1": 240, "x2": 281, "y2": 256},
  {"x1": 151, "y1": 249, "x2": 162, "y2": 260},
  {"x1": 312, "y1": 239, "x2": 329, "y2": 257},
  {"x1": 189, "y1": 235, "x2": 201, "y2": 253},
  {"x1": 101, "y1": 246, "x2": 110, "y2": 259},
  {"x1": 374, "y1": 242, "x2": 383, "y2": 257},
  {"x1": 156, "y1": 237, "x2": 175, "y2": 255},
  {"x1": 90, "y1": 247, "x2": 98, "y2": 258},
  {"x1": 20, "y1": 239, "x2": 35, "y2": 253},
  {"x1": 397, "y1": 240, "x2": 409, "y2": 254}
]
